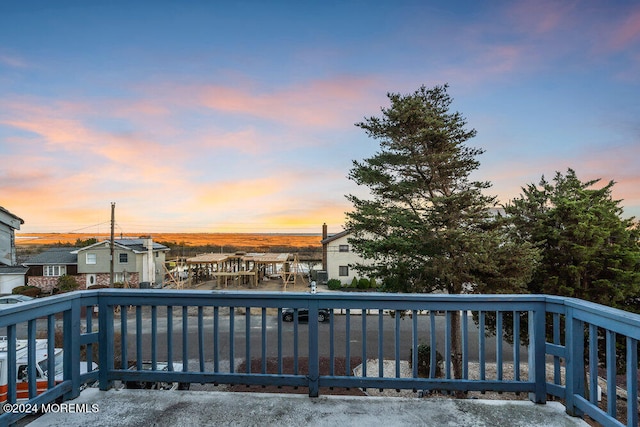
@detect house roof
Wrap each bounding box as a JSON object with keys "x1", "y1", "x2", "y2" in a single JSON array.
[
  {"x1": 114, "y1": 239, "x2": 169, "y2": 252},
  {"x1": 72, "y1": 239, "x2": 169, "y2": 254},
  {"x1": 0, "y1": 205, "x2": 24, "y2": 227},
  {"x1": 0, "y1": 265, "x2": 29, "y2": 275},
  {"x1": 320, "y1": 229, "x2": 351, "y2": 245},
  {"x1": 23, "y1": 247, "x2": 77, "y2": 265},
  {"x1": 186, "y1": 252, "x2": 291, "y2": 264}
]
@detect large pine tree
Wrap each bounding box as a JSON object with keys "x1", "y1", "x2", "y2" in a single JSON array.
[
  {"x1": 346, "y1": 85, "x2": 537, "y2": 378},
  {"x1": 504, "y1": 169, "x2": 640, "y2": 311}
]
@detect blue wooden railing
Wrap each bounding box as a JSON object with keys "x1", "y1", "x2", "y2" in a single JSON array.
[{"x1": 0, "y1": 290, "x2": 638, "y2": 426}]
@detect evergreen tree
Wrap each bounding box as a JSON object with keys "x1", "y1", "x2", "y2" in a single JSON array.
[
  {"x1": 346, "y1": 85, "x2": 538, "y2": 378},
  {"x1": 504, "y1": 169, "x2": 640, "y2": 311}
]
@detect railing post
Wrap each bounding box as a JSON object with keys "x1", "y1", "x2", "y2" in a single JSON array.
[
  {"x1": 565, "y1": 307, "x2": 585, "y2": 417},
  {"x1": 63, "y1": 297, "x2": 81, "y2": 400},
  {"x1": 528, "y1": 306, "x2": 546, "y2": 404},
  {"x1": 98, "y1": 295, "x2": 114, "y2": 390},
  {"x1": 307, "y1": 298, "x2": 319, "y2": 397}
]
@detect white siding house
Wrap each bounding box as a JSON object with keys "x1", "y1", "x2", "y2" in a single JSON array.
[
  {"x1": 0, "y1": 206, "x2": 24, "y2": 267},
  {"x1": 321, "y1": 228, "x2": 372, "y2": 284},
  {"x1": 0, "y1": 206, "x2": 27, "y2": 293}
]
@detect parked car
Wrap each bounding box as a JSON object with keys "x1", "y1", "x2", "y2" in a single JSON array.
[
  {"x1": 0, "y1": 295, "x2": 33, "y2": 307},
  {"x1": 281, "y1": 307, "x2": 330, "y2": 323},
  {"x1": 124, "y1": 361, "x2": 190, "y2": 390}
]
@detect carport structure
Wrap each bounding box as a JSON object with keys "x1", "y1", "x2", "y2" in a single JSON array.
[{"x1": 185, "y1": 252, "x2": 304, "y2": 289}]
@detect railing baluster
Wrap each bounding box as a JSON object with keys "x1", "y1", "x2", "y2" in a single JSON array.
[
  {"x1": 445, "y1": 311, "x2": 451, "y2": 379},
  {"x1": 27, "y1": 319, "x2": 36, "y2": 398},
  {"x1": 479, "y1": 311, "x2": 485, "y2": 381},
  {"x1": 213, "y1": 306, "x2": 219, "y2": 373},
  {"x1": 261, "y1": 307, "x2": 267, "y2": 375},
  {"x1": 167, "y1": 306, "x2": 173, "y2": 371},
  {"x1": 462, "y1": 310, "x2": 468, "y2": 380},
  {"x1": 182, "y1": 306, "x2": 188, "y2": 372},
  {"x1": 361, "y1": 309, "x2": 367, "y2": 380},
  {"x1": 345, "y1": 309, "x2": 351, "y2": 376},
  {"x1": 605, "y1": 330, "x2": 616, "y2": 417},
  {"x1": 588, "y1": 324, "x2": 598, "y2": 404},
  {"x1": 329, "y1": 309, "x2": 335, "y2": 377},
  {"x1": 553, "y1": 312, "x2": 560, "y2": 385},
  {"x1": 378, "y1": 309, "x2": 384, "y2": 381},
  {"x1": 121, "y1": 307, "x2": 128, "y2": 372},
  {"x1": 626, "y1": 337, "x2": 638, "y2": 427},
  {"x1": 496, "y1": 311, "x2": 503, "y2": 382},
  {"x1": 513, "y1": 311, "x2": 520, "y2": 382},
  {"x1": 47, "y1": 314, "x2": 56, "y2": 389},
  {"x1": 136, "y1": 306, "x2": 142, "y2": 371},
  {"x1": 151, "y1": 305, "x2": 157, "y2": 371},
  {"x1": 198, "y1": 306, "x2": 205, "y2": 373},
  {"x1": 7, "y1": 325, "x2": 16, "y2": 403},
  {"x1": 86, "y1": 306, "x2": 93, "y2": 374},
  {"x1": 245, "y1": 307, "x2": 251, "y2": 374},
  {"x1": 429, "y1": 310, "x2": 436, "y2": 379},
  {"x1": 229, "y1": 307, "x2": 235, "y2": 374},
  {"x1": 412, "y1": 309, "x2": 418, "y2": 381},
  {"x1": 395, "y1": 310, "x2": 401, "y2": 381},
  {"x1": 277, "y1": 306, "x2": 282, "y2": 375},
  {"x1": 293, "y1": 308, "x2": 299, "y2": 376},
  {"x1": 308, "y1": 300, "x2": 320, "y2": 397}
]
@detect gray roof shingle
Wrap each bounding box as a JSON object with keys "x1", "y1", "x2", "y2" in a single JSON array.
[{"x1": 23, "y1": 247, "x2": 77, "y2": 265}]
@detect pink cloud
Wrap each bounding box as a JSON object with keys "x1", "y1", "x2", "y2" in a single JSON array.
[
  {"x1": 151, "y1": 76, "x2": 380, "y2": 129},
  {"x1": 0, "y1": 53, "x2": 28, "y2": 68},
  {"x1": 608, "y1": 7, "x2": 640, "y2": 51},
  {"x1": 504, "y1": 0, "x2": 578, "y2": 35}
]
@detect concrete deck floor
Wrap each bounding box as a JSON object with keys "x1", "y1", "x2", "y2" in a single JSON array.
[{"x1": 25, "y1": 388, "x2": 589, "y2": 427}]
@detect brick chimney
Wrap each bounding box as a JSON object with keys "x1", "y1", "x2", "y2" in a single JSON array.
[{"x1": 322, "y1": 223, "x2": 328, "y2": 271}]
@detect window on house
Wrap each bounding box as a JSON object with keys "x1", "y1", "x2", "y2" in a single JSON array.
[
  {"x1": 119, "y1": 253, "x2": 128, "y2": 263},
  {"x1": 339, "y1": 245, "x2": 349, "y2": 252},
  {"x1": 86, "y1": 253, "x2": 97, "y2": 265},
  {"x1": 44, "y1": 265, "x2": 66, "y2": 276},
  {"x1": 339, "y1": 266, "x2": 349, "y2": 276}
]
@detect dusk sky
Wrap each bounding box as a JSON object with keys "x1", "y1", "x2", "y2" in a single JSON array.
[{"x1": 1, "y1": 1, "x2": 639, "y2": 235}]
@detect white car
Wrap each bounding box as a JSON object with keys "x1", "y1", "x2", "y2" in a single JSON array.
[
  {"x1": 0, "y1": 295, "x2": 33, "y2": 307},
  {"x1": 125, "y1": 361, "x2": 190, "y2": 390}
]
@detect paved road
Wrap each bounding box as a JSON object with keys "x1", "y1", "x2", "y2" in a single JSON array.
[
  {"x1": 110, "y1": 310, "x2": 527, "y2": 364},
  {"x1": 4, "y1": 310, "x2": 528, "y2": 366}
]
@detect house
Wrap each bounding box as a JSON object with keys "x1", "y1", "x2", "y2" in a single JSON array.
[
  {"x1": 23, "y1": 247, "x2": 79, "y2": 293},
  {"x1": 71, "y1": 238, "x2": 170, "y2": 288},
  {"x1": 0, "y1": 266, "x2": 29, "y2": 294},
  {"x1": 0, "y1": 206, "x2": 24, "y2": 267},
  {"x1": 320, "y1": 224, "x2": 371, "y2": 284},
  {"x1": 0, "y1": 206, "x2": 28, "y2": 293}
]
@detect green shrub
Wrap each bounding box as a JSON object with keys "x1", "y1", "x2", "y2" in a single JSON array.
[
  {"x1": 327, "y1": 279, "x2": 342, "y2": 290},
  {"x1": 369, "y1": 277, "x2": 377, "y2": 289},
  {"x1": 409, "y1": 344, "x2": 443, "y2": 378},
  {"x1": 350, "y1": 277, "x2": 358, "y2": 288},
  {"x1": 12, "y1": 285, "x2": 42, "y2": 298},
  {"x1": 57, "y1": 274, "x2": 79, "y2": 293},
  {"x1": 357, "y1": 278, "x2": 370, "y2": 289}
]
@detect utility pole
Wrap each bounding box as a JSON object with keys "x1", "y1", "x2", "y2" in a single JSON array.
[{"x1": 110, "y1": 202, "x2": 115, "y2": 287}]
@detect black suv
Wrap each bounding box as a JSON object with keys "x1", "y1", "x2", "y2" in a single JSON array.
[{"x1": 281, "y1": 307, "x2": 330, "y2": 323}]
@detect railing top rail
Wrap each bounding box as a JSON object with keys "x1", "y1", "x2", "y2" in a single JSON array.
[{"x1": 89, "y1": 288, "x2": 550, "y2": 302}]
